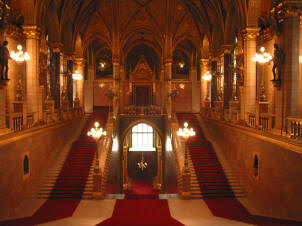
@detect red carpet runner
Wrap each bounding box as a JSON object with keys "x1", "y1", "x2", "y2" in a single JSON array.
[
  {"x1": 0, "y1": 113, "x2": 108, "y2": 226},
  {"x1": 177, "y1": 113, "x2": 302, "y2": 226},
  {"x1": 97, "y1": 178, "x2": 184, "y2": 226}
]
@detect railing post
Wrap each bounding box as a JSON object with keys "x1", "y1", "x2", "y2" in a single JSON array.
[
  {"x1": 123, "y1": 146, "x2": 128, "y2": 190},
  {"x1": 157, "y1": 146, "x2": 162, "y2": 190}
]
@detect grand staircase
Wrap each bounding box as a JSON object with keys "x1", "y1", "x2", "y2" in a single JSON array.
[
  {"x1": 38, "y1": 113, "x2": 108, "y2": 200},
  {"x1": 177, "y1": 113, "x2": 245, "y2": 199}
]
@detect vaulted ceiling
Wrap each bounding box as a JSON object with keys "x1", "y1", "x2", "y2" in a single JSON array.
[{"x1": 11, "y1": 0, "x2": 259, "y2": 61}]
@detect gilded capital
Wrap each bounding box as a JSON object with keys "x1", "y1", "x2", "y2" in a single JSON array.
[
  {"x1": 75, "y1": 57, "x2": 85, "y2": 65},
  {"x1": 242, "y1": 27, "x2": 259, "y2": 41},
  {"x1": 282, "y1": 1, "x2": 302, "y2": 18},
  {"x1": 48, "y1": 42, "x2": 63, "y2": 53},
  {"x1": 222, "y1": 44, "x2": 233, "y2": 55},
  {"x1": 200, "y1": 58, "x2": 209, "y2": 66},
  {"x1": 22, "y1": 25, "x2": 41, "y2": 39}
]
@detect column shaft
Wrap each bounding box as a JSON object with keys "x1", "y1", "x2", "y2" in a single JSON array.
[
  {"x1": 24, "y1": 26, "x2": 41, "y2": 122},
  {"x1": 242, "y1": 28, "x2": 259, "y2": 122}
]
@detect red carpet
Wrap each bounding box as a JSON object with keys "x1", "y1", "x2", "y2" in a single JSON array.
[
  {"x1": 0, "y1": 113, "x2": 108, "y2": 226},
  {"x1": 97, "y1": 178, "x2": 184, "y2": 226},
  {"x1": 177, "y1": 113, "x2": 302, "y2": 226}
]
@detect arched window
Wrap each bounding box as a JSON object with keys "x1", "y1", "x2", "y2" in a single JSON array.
[
  {"x1": 129, "y1": 123, "x2": 155, "y2": 151},
  {"x1": 24, "y1": 155, "x2": 29, "y2": 175}
]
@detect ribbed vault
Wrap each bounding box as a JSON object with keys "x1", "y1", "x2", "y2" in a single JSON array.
[{"x1": 10, "y1": 0, "x2": 259, "y2": 60}]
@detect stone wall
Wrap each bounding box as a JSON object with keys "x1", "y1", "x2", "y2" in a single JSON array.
[
  {"x1": 200, "y1": 117, "x2": 302, "y2": 221},
  {"x1": 0, "y1": 118, "x2": 85, "y2": 219}
]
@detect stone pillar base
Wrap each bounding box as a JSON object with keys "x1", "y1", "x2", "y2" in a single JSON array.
[
  {"x1": 180, "y1": 191, "x2": 191, "y2": 199},
  {"x1": 92, "y1": 192, "x2": 104, "y2": 199},
  {"x1": 123, "y1": 183, "x2": 128, "y2": 190},
  {"x1": 181, "y1": 168, "x2": 191, "y2": 199},
  {"x1": 157, "y1": 183, "x2": 162, "y2": 190},
  {"x1": 93, "y1": 172, "x2": 102, "y2": 199}
]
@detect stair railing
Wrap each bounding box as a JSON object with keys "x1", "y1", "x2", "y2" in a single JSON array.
[
  {"x1": 93, "y1": 118, "x2": 115, "y2": 199},
  {"x1": 169, "y1": 119, "x2": 186, "y2": 197}
]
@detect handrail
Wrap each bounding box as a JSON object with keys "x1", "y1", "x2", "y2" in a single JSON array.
[
  {"x1": 122, "y1": 105, "x2": 163, "y2": 116},
  {"x1": 287, "y1": 117, "x2": 302, "y2": 140},
  {"x1": 168, "y1": 118, "x2": 185, "y2": 196},
  {"x1": 97, "y1": 117, "x2": 114, "y2": 197}
]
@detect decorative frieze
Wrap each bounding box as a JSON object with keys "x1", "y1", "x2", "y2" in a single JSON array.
[{"x1": 242, "y1": 27, "x2": 259, "y2": 41}]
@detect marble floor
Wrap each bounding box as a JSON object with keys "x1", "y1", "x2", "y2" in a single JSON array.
[{"x1": 8, "y1": 198, "x2": 254, "y2": 226}]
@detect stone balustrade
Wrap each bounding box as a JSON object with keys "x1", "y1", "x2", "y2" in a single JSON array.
[
  {"x1": 287, "y1": 117, "x2": 302, "y2": 140},
  {"x1": 122, "y1": 105, "x2": 163, "y2": 116}
]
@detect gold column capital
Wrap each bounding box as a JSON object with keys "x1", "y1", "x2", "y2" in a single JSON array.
[
  {"x1": 75, "y1": 57, "x2": 85, "y2": 65},
  {"x1": 200, "y1": 58, "x2": 209, "y2": 66},
  {"x1": 22, "y1": 25, "x2": 41, "y2": 39},
  {"x1": 48, "y1": 42, "x2": 63, "y2": 53},
  {"x1": 242, "y1": 27, "x2": 259, "y2": 41}
]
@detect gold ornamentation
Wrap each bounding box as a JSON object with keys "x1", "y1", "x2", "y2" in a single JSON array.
[
  {"x1": 22, "y1": 25, "x2": 41, "y2": 39},
  {"x1": 242, "y1": 27, "x2": 259, "y2": 41}
]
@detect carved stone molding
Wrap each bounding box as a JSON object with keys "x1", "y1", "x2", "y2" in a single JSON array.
[
  {"x1": 200, "y1": 58, "x2": 209, "y2": 67},
  {"x1": 22, "y1": 25, "x2": 41, "y2": 39},
  {"x1": 75, "y1": 57, "x2": 85, "y2": 66},
  {"x1": 242, "y1": 27, "x2": 259, "y2": 41},
  {"x1": 48, "y1": 41, "x2": 63, "y2": 53},
  {"x1": 4, "y1": 24, "x2": 24, "y2": 41}
]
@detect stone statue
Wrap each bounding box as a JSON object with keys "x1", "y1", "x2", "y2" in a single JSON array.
[
  {"x1": 272, "y1": 44, "x2": 284, "y2": 81},
  {"x1": 0, "y1": 41, "x2": 9, "y2": 80}
]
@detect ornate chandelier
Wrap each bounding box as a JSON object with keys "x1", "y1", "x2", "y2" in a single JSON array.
[
  {"x1": 137, "y1": 154, "x2": 147, "y2": 171},
  {"x1": 202, "y1": 71, "x2": 212, "y2": 81},
  {"x1": 72, "y1": 70, "x2": 83, "y2": 80},
  {"x1": 253, "y1": 47, "x2": 272, "y2": 64},
  {"x1": 177, "y1": 122, "x2": 196, "y2": 139},
  {"x1": 87, "y1": 122, "x2": 106, "y2": 140},
  {"x1": 10, "y1": 45, "x2": 30, "y2": 62}
]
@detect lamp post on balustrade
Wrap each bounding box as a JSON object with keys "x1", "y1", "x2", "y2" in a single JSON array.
[
  {"x1": 87, "y1": 121, "x2": 107, "y2": 199},
  {"x1": 177, "y1": 122, "x2": 195, "y2": 199}
]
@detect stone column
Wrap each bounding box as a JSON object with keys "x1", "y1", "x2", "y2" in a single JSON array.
[
  {"x1": 278, "y1": 6, "x2": 301, "y2": 130},
  {"x1": 223, "y1": 48, "x2": 233, "y2": 109},
  {"x1": 200, "y1": 58, "x2": 209, "y2": 108},
  {"x1": 75, "y1": 58, "x2": 84, "y2": 107},
  {"x1": 123, "y1": 146, "x2": 128, "y2": 190},
  {"x1": 299, "y1": 10, "x2": 302, "y2": 115},
  {"x1": 157, "y1": 146, "x2": 162, "y2": 190},
  {"x1": 0, "y1": 81, "x2": 9, "y2": 134},
  {"x1": 112, "y1": 59, "x2": 120, "y2": 119},
  {"x1": 191, "y1": 65, "x2": 200, "y2": 113},
  {"x1": 23, "y1": 26, "x2": 41, "y2": 124},
  {"x1": 242, "y1": 28, "x2": 259, "y2": 122},
  {"x1": 165, "y1": 60, "x2": 172, "y2": 118},
  {"x1": 210, "y1": 60, "x2": 218, "y2": 108},
  {"x1": 84, "y1": 64, "x2": 94, "y2": 113}
]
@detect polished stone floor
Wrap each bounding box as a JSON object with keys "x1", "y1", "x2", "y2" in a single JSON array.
[{"x1": 14, "y1": 198, "x2": 254, "y2": 226}]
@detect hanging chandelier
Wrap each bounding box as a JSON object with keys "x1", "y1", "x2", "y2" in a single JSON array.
[
  {"x1": 137, "y1": 154, "x2": 148, "y2": 171},
  {"x1": 72, "y1": 70, "x2": 83, "y2": 80},
  {"x1": 10, "y1": 45, "x2": 30, "y2": 62},
  {"x1": 202, "y1": 71, "x2": 212, "y2": 81},
  {"x1": 253, "y1": 47, "x2": 272, "y2": 64}
]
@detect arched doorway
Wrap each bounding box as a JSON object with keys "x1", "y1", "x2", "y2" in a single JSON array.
[{"x1": 122, "y1": 122, "x2": 163, "y2": 191}]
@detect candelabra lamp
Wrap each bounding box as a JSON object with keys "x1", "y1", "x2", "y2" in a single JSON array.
[
  {"x1": 177, "y1": 122, "x2": 195, "y2": 199},
  {"x1": 87, "y1": 122, "x2": 107, "y2": 199}
]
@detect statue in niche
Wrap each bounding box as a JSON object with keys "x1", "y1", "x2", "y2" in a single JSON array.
[
  {"x1": 0, "y1": 40, "x2": 9, "y2": 80},
  {"x1": 272, "y1": 44, "x2": 284, "y2": 81}
]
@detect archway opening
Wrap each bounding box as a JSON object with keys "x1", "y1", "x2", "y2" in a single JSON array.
[{"x1": 124, "y1": 122, "x2": 161, "y2": 180}]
